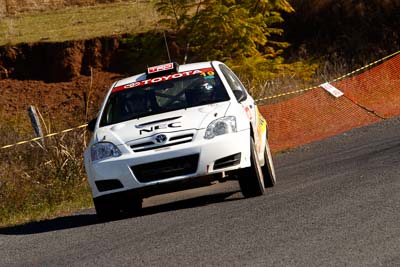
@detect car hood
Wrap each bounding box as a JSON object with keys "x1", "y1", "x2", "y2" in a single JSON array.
[{"x1": 94, "y1": 102, "x2": 231, "y2": 145}]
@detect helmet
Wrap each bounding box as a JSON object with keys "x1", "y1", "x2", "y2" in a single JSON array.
[{"x1": 186, "y1": 81, "x2": 215, "y2": 106}]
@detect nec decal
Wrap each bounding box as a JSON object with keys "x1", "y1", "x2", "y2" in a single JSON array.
[{"x1": 138, "y1": 122, "x2": 182, "y2": 135}]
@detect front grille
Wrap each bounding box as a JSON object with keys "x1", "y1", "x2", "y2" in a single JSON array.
[
  {"x1": 130, "y1": 142, "x2": 153, "y2": 150},
  {"x1": 169, "y1": 134, "x2": 193, "y2": 141},
  {"x1": 130, "y1": 133, "x2": 194, "y2": 152},
  {"x1": 131, "y1": 154, "x2": 199, "y2": 183}
]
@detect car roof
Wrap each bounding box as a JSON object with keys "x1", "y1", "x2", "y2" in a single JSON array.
[{"x1": 113, "y1": 61, "x2": 217, "y2": 89}]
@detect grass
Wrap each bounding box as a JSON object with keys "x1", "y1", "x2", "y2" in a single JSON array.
[
  {"x1": 0, "y1": 1, "x2": 159, "y2": 45},
  {"x1": 0, "y1": 110, "x2": 92, "y2": 227}
]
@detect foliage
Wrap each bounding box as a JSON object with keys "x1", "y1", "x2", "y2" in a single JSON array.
[
  {"x1": 120, "y1": 32, "x2": 168, "y2": 74},
  {"x1": 152, "y1": 0, "x2": 317, "y2": 92},
  {"x1": 184, "y1": 0, "x2": 293, "y2": 61},
  {"x1": 152, "y1": 0, "x2": 199, "y2": 31},
  {"x1": 285, "y1": 0, "x2": 400, "y2": 65},
  {"x1": 229, "y1": 56, "x2": 318, "y2": 94}
]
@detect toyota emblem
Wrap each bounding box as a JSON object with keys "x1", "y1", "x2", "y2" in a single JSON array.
[{"x1": 155, "y1": 134, "x2": 167, "y2": 144}]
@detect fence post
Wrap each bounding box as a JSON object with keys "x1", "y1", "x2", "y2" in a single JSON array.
[{"x1": 27, "y1": 106, "x2": 44, "y2": 145}]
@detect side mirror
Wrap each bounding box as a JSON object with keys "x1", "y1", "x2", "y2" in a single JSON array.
[
  {"x1": 87, "y1": 118, "x2": 97, "y2": 132},
  {"x1": 233, "y1": 90, "x2": 247, "y2": 103}
]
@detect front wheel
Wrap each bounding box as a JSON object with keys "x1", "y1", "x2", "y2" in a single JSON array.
[
  {"x1": 238, "y1": 137, "x2": 265, "y2": 198},
  {"x1": 261, "y1": 138, "x2": 276, "y2": 187}
]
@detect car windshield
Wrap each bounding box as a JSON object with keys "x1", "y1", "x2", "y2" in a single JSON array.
[{"x1": 99, "y1": 67, "x2": 230, "y2": 127}]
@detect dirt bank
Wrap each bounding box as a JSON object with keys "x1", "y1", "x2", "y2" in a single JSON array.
[
  {"x1": 0, "y1": 36, "x2": 123, "y2": 82},
  {"x1": 0, "y1": 32, "x2": 174, "y2": 123},
  {"x1": 0, "y1": 31, "x2": 171, "y2": 82},
  {"x1": 0, "y1": 70, "x2": 122, "y2": 126}
]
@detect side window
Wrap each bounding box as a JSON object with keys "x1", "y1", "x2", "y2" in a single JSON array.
[{"x1": 219, "y1": 64, "x2": 248, "y2": 102}]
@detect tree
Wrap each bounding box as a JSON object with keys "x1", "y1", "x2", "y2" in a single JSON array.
[
  {"x1": 286, "y1": 0, "x2": 400, "y2": 63},
  {"x1": 182, "y1": 0, "x2": 304, "y2": 86},
  {"x1": 184, "y1": 0, "x2": 293, "y2": 61},
  {"x1": 153, "y1": 0, "x2": 316, "y2": 92},
  {"x1": 152, "y1": 0, "x2": 199, "y2": 32}
]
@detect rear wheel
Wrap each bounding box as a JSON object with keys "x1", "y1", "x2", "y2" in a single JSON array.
[
  {"x1": 93, "y1": 193, "x2": 142, "y2": 222},
  {"x1": 262, "y1": 138, "x2": 276, "y2": 187},
  {"x1": 238, "y1": 138, "x2": 265, "y2": 198}
]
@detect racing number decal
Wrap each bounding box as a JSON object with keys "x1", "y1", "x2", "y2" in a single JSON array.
[{"x1": 200, "y1": 69, "x2": 215, "y2": 79}]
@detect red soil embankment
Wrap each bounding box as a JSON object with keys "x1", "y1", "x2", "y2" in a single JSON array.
[{"x1": 0, "y1": 71, "x2": 122, "y2": 127}]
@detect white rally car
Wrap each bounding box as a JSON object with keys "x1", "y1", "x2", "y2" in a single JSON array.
[{"x1": 85, "y1": 61, "x2": 276, "y2": 220}]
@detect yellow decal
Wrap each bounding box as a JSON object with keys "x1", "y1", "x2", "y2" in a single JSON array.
[
  {"x1": 255, "y1": 107, "x2": 267, "y2": 154},
  {"x1": 256, "y1": 107, "x2": 267, "y2": 138}
]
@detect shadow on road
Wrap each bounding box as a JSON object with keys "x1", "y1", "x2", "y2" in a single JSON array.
[
  {"x1": 142, "y1": 190, "x2": 241, "y2": 217},
  {"x1": 0, "y1": 214, "x2": 98, "y2": 236},
  {"x1": 0, "y1": 190, "x2": 241, "y2": 236}
]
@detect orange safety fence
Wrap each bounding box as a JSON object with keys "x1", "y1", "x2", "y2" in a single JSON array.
[
  {"x1": 332, "y1": 54, "x2": 400, "y2": 118},
  {"x1": 259, "y1": 54, "x2": 400, "y2": 153}
]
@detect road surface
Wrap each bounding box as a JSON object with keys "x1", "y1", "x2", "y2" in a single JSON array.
[{"x1": 1, "y1": 117, "x2": 399, "y2": 266}]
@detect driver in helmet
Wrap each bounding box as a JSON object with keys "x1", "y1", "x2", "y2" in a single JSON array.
[{"x1": 186, "y1": 80, "x2": 216, "y2": 106}]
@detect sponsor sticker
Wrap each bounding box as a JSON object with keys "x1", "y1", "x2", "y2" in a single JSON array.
[
  {"x1": 147, "y1": 63, "x2": 174, "y2": 74},
  {"x1": 320, "y1": 82, "x2": 344, "y2": 98},
  {"x1": 112, "y1": 68, "x2": 214, "y2": 93},
  {"x1": 244, "y1": 106, "x2": 253, "y2": 120}
]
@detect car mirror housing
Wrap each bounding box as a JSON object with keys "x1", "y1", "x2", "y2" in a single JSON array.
[{"x1": 233, "y1": 90, "x2": 247, "y2": 102}]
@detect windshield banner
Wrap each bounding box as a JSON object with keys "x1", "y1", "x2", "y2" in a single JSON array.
[{"x1": 112, "y1": 68, "x2": 214, "y2": 93}]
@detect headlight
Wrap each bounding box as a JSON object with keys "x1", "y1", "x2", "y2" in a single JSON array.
[
  {"x1": 205, "y1": 116, "x2": 237, "y2": 139},
  {"x1": 91, "y1": 142, "x2": 122, "y2": 161}
]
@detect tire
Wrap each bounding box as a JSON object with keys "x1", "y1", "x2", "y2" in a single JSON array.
[
  {"x1": 93, "y1": 193, "x2": 142, "y2": 222},
  {"x1": 261, "y1": 138, "x2": 276, "y2": 187},
  {"x1": 238, "y1": 137, "x2": 265, "y2": 198}
]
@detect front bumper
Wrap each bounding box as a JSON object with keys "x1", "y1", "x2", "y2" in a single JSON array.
[{"x1": 84, "y1": 129, "x2": 250, "y2": 198}]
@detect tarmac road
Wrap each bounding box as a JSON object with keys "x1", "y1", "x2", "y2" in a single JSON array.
[{"x1": 1, "y1": 117, "x2": 400, "y2": 266}]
